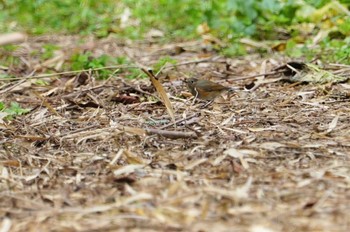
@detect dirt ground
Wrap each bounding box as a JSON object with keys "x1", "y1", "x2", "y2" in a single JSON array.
[{"x1": 1, "y1": 36, "x2": 350, "y2": 232}]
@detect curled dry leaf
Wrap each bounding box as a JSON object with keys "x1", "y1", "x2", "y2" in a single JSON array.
[
  {"x1": 0, "y1": 112, "x2": 9, "y2": 123},
  {"x1": 326, "y1": 115, "x2": 339, "y2": 133}
]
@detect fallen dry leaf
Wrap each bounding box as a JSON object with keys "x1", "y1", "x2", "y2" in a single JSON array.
[{"x1": 141, "y1": 68, "x2": 175, "y2": 123}]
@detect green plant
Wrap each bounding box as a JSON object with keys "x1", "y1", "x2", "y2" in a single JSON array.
[
  {"x1": 70, "y1": 52, "x2": 114, "y2": 79},
  {"x1": 319, "y1": 37, "x2": 350, "y2": 64},
  {"x1": 34, "y1": 80, "x2": 50, "y2": 86},
  {"x1": 0, "y1": 73, "x2": 12, "y2": 79},
  {"x1": 115, "y1": 56, "x2": 129, "y2": 65},
  {"x1": 0, "y1": 0, "x2": 121, "y2": 36},
  {"x1": 0, "y1": 0, "x2": 349, "y2": 58},
  {"x1": 41, "y1": 44, "x2": 60, "y2": 60},
  {"x1": 126, "y1": 68, "x2": 146, "y2": 79},
  {"x1": 152, "y1": 57, "x2": 177, "y2": 73},
  {"x1": 0, "y1": 102, "x2": 30, "y2": 120},
  {"x1": 285, "y1": 40, "x2": 304, "y2": 58}
]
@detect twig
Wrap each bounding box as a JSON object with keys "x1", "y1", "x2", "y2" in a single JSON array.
[
  {"x1": 0, "y1": 79, "x2": 27, "y2": 94},
  {"x1": 145, "y1": 128, "x2": 198, "y2": 139},
  {"x1": 163, "y1": 56, "x2": 222, "y2": 70},
  {"x1": 33, "y1": 91, "x2": 61, "y2": 117},
  {"x1": 159, "y1": 113, "x2": 199, "y2": 129},
  {"x1": 59, "y1": 84, "x2": 115, "y2": 100},
  {"x1": 1, "y1": 56, "x2": 220, "y2": 84},
  {"x1": 286, "y1": 64, "x2": 301, "y2": 75},
  {"x1": 328, "y1": 63, "x2": 350, "y2": 68},
  {"x1": 0, "y1": 64, "x2": 139, "y2": 81},
  {"x1": 223, "y1": 70, "x2": 285, "y2": 81},
  {"x1": 333, "y1": 68, "x2": 350, "y2": 75},
  {"x1": 59, "y1": 125, "x2": 99, "y2": 137},
  {"x1": 121, "y1": 81, "x2": 161, "y2": 101},
  {"x1": 334, "y1": 0, "x2": 350, "y2": 16},
  {"x1": 0, "y1": 70, "x2": 36, "y2": 94},
  {"x1": 185, "y1": 125, "x2": 202, "y2": 137}
]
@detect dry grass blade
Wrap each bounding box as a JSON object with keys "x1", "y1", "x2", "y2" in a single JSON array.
[
  {"x1": 146, "y1": 128, "x2": 198, "y2": 139},
  {"x1": 2, "y1": 65, "x2": 139, "y2": 81},
  {"x1": 0, "y1": 32, "x2": 27, "y2": 45},
  {"x1": 224, "y1": 148, "x2": 250, "y2": 169},
  {"x1": 141, "y1": 68, "x2": 175, "y2": 123},
  {"x1": 33, "y1": 91, "x2": 61, "y2": 117},
  {"x1": 113, "y1": 164, "x2": 145, "y2": 176},
  {"x1": 120, "y1": 126, "x2": 146, "y2": 136},
  {"x1": 0, "y1": 217, "x2": 12, "y2": 232},
  {"x1": 323, "y1": 115, "x2": 340, "y2": 135},
  {"x1": 202, "y1": 177, "x2": 253, "y2": 200}
]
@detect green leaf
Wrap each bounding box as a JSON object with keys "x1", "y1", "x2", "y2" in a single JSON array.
[
  {"x1": 153, "y1": 57, "x2": 177, "y2": 73},
  {"x1": 1, "y1": 102, "x2": 31, "y2": 120},
  {"x1": 0, "y1": 102, "x2": 5, "y2": 111}
]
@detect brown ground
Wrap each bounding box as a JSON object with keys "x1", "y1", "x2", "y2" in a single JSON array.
[{"x1": 1, "y1": 36, "x2": 350, "y2": 232}]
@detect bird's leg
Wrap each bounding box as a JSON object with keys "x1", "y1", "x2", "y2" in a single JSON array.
[
  {"x1": 191, "y1": 88, "x2": 199, "y2": 105},
  {"x1": 201, "y1": 100, "x2": 214, "y2": 108}
]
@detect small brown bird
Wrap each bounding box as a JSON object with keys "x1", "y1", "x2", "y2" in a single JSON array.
[{"x1": 185, "y1": 78, "x2": 231, "y2": 100}]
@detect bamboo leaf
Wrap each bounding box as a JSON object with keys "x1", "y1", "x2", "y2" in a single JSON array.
[{"x1": 141, "y1": 68, "x2": 175, "y2": 123}]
